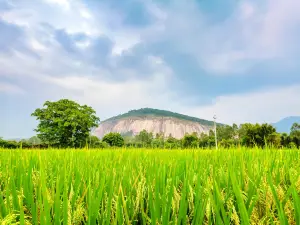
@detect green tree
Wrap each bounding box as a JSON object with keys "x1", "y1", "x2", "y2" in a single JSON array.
[
  {"x1": 198, "y1": 133, "x2": 210, "y2": 148},
  {"x1": 216, "y1": 124, "x2": 239, "y2": 148},
  {"x1": 267, "y1": 132, "x2": 281, "y2": 148},
  {"x1": 154, "y1": 133, "x2": 165, "y2": 148},
  {"x1": 135, "y1": 130, "x2": 153, "y2": 147},
  {"x1": 238, "y1": 123, "x2": 276, "y2": 148},
  {"x1": 290, "y1": 123, "x2": 300, "y2": 148},
  {"x1": 102, "y1": 132, "x2": 124, "y2": 147},
  {"x1": 165, "y1": 134, "x2": 180, "y2": 149},
  {"x1": 31, "y1": 99, "x2": 100, "y2": 148},
  {"x1": 0, "y1": 137, "x2": 5, "y2": 147},
  {"x1": 217, "y1": 125, "x2": 235, "y2": 140},
  {"x1": 291, "y1": 123, "x2": 300, "y2": 133},
  {"x1": 151, "y1": 138, "x2": 163, "y2": 148},
  {"x1": 182, "y1": 133, "x2": 198, "y2": 148},
  {"x1": 280, "y1": 133, "x2": 291, "y2": 147},
  {"x1": 232, "y1": 123, "x2": 239, "y2": 136},
  {"x1": 0, "y1": 139, "x2": 19, "y2": 149}
]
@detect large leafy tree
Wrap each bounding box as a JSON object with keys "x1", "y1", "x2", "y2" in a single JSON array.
[{"x1": 31, "y1": 99, "x2": 100, "y2": 148}]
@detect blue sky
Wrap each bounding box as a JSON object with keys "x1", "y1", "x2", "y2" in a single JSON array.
[{"x1": 1, "y1": 0, "x2": 300, "y2": 139}]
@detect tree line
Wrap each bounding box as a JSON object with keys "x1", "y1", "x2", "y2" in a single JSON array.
[
  {"x1": 90, "y1": 122, "x2": 300, "y2": 149},
  {"x1": 0, "y1": 136, "x2": 44, "y2": 149},
  {"x1": 2, "y1": 122, "x2": 299, "y2": 149},
  {"x1": 1, "y1": 99, "x2": 299, "y2": 149}
]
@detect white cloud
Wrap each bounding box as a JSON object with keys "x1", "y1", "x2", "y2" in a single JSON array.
[
  {"x1": 2, "y1": 37, "x2": 299, "y2": 124},
  {"x1": 0, "y1": 27, "x2": 176, "y2": 120},
  {"x1": 29, "y1": 38, "x2": 47, "y2": 51},
  {"x1": 111, "y1": 33, "x2": 141, "y2": 56},
  {"x1": 45, "y1": 70, "x2": 174, "y2": 119},
  {"x1": 146, "y1": 0, "x2": 300, "y2": 74},
  {"x1": 1, "y1": 0, "x2": 300, "y2": 128},
  {"x1": 0, "y1": 0, "x2": 160, "y2": 56},
  {"x1": 185, "y1": 84, "x2": 300, "y2": 124},
  {"x1": 1, "y1": 0, "x2": 102, "y2": 37},
  {"x1": 45, "y1": 0, "x2": 71, "y2": 11}
]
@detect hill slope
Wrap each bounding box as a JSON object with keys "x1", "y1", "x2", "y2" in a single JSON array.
[
  {"x1": 273, "y1": 116, "x2": 300, "y2": 133},
  {"x1": 93, "y1": 108, "x2": 219, "y2": 139}
]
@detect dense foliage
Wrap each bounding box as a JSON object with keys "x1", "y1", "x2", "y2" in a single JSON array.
[
  {"x1": 105, "y1": 108, "x2": 220, "y2": 126},
  {"x1": 0, "y1": 138, "x2": 21, "y2": 148},
  {"x1": 102, "y1": 132, "x2": 125, "y2": 147},
  {"x1": 2, "y1": 99, "x2": 299, "y2": 149},
  {"x1": 290, "y1": 123, "x2": 300, "y2": 147},
  {"x1": 0, "y1": 136, "x2": 46, "y2": 149},
  {"x1": 1, "y1": 149, "x2": 300, "y2": 224},
  {"x1": 2, "y1": 122, "x2": 300, "y2": 150},
  {"x1": 31, "y1": 99, "x2": 100, "y2": 148},
  {"x1": 118, "y1": 122, "x2": 300, "y2": 149}
]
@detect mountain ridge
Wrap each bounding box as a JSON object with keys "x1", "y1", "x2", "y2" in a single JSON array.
[
  {"x1": 94, "y1": 108, "x2": 221, "y2": 139},
  {"x1": 103, "y1": 108, "x2": 222, "y2": 126}
]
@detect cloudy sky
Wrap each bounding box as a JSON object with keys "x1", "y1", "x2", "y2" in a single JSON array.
[{"x1": 1, "y1": 0, "x2": 300, "y2": 139}]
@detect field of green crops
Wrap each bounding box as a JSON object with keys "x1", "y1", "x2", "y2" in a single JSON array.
[{"x1": 0, "y1": 148, "x2": 300, "y2": 225}]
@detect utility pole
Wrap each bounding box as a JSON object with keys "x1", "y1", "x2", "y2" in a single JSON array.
[
  {"x1": 162, "y1": 116, "x2": 165, "y2": 149},
  {"x1": 213, "y1": 115, "x2": 218, "y2": 150}
]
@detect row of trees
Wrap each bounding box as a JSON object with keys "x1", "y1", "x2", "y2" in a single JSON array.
[
  {"x1": 216, "y1": 123, "x2": 300, "y2": 148},
  {"x1": 0, "y1": 136, "x2": 44, "y2": 149},
  {"x1": 2, "y1": 123, "x2": 300, "y2": 149},
  {"x1": 94, "y1": 122, "x2": 300, "y2": 149},
  {"x1": 1, "y1": 99, "x2": 299, "y2": 149},
  {"x1": 77, "y1": 122, "x2": 299, "y2": 149}
]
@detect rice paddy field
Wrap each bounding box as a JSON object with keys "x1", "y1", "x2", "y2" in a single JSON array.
[{"x1": 0, "y1": 148, "x2": 300, "y2": 225}]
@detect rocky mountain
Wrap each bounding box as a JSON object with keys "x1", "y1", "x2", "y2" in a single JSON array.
[
  {"x1": 273, "y1": 116, "x2": 300, "y2": 133},
  {"x1": 93, "y1": 108, "x2": 220, "y2": 139}
]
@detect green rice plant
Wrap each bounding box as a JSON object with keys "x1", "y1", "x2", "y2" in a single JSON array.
[{"x1": 0, "y1": 148, "x2": 299, "y2": 224}]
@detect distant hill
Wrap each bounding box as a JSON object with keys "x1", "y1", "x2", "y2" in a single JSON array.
[
  {"x1": 104, "y1": 108, "x2": 221, "y2": 126},
  {"x1": 273, "y1": 116, "x2": 300, "y2": 133},
  {"x1": 94, "y1": 108, "x2": 222, "y2": 139}
]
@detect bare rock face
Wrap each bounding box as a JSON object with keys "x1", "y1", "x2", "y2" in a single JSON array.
[{"x1": 93, "y1": 116, "x2": 213, "y2": 139}]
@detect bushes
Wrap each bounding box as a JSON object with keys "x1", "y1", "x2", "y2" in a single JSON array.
[
  {"x1": 102, "y1": 133, "x2": 125, "y2": 147},
  {"x1": 0, "y1": 140, "x2": 19, "y2": 149}
]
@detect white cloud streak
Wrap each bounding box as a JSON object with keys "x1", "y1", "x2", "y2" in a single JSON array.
[{"x1": 185, "y1": 84, "x2": 300, "y2": 125}]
